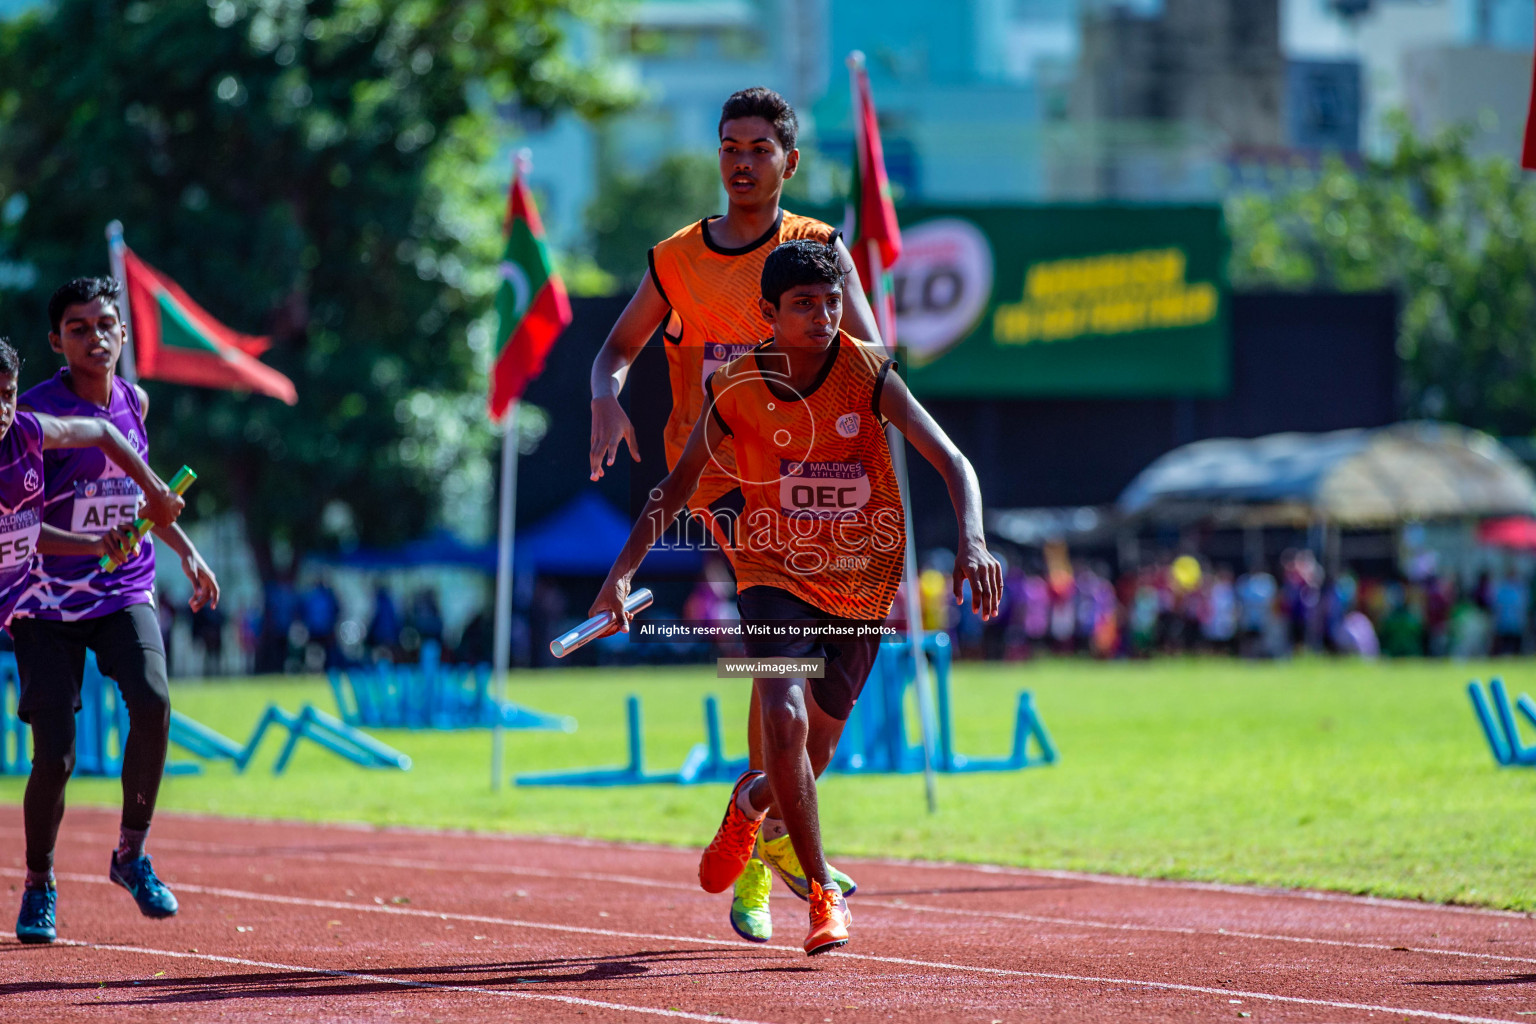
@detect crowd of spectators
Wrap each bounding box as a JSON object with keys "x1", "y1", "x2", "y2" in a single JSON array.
[
  {"x1": 169, "y1": 545, "x2": 1535, "y2": 675},
  {"x1": 240, "y1": 578, "x2": 457, "y2": 673},
  {"x1": 926, "y1": 548, "x2": 1533, "y2": 661}
]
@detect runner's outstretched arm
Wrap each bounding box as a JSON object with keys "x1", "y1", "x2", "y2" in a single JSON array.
[
  {"x1": 34, "y1": 415, "x2": 182, "y2": 527},
  {"x1": 877, "y1": 370, "x2": 1001, "y2": 619},
  {"x1": 151, "y1": 524, "x2": 220, "y2": 612},
  {"x1": 589, "y1": 273, "x2": 671, "y2": 480},
  {"x1": 588, "y1": 402, "x2": 725, "y2": 632}
]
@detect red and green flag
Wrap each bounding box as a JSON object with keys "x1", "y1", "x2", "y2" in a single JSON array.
[
  {"x1": 1524, "y1": 41, "x2": 1536, "y2": 169},
  {"x1": 121, "y1": 246, "x2": 298, "y2": 405},
  {"x1": 845, "y1": 53, "x2": 902, "y2": 344},
  {"x1": 489, "y1": 163, "x2": 571, "y2": 423}
]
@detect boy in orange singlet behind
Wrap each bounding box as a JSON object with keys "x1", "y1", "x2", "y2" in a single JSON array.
[
  {"x1": 589, "y1": 88, "x2": 883, "y2": 940},
  {"x1": 588, "y1": 241, "x2": 1001, "y2": 955}
]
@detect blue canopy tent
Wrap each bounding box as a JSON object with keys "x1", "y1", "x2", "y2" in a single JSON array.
[
  {"x1": 323, "y1": 494, "x2": 703, "y2": 576},
  {"x1": 514, "y1": 493, "x2": 702, "y2": 576}
]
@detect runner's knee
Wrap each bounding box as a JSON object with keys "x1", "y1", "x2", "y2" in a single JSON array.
[
  {"x1": 124, "y1": 685, "x2": 170, "y2": 736},
  {"x1": 28, "y1": 712, "x2": 77, "y2": 783},
  {"x1": 759, "y1": 688, "x2": 808, "y2": 753}
]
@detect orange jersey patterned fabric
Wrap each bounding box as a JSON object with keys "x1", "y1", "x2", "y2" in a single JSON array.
[
  {"x1": 648, "y1": 210, "x2": 838, "y2": 510},
  {"x1": 705, "y1": 332, "x2": 905, "y2": 621}
]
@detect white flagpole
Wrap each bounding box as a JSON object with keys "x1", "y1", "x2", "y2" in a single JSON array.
[
  {"x1": 490, "y1": 401, "x2": 520, "y2": 791},
  {"x1": 105, "y1": 221, "x2": 139, "y2": 382},
  {"x1": 490, "y1": 150, "x2": 533, "y2": 791},
  {"x1": 849, "y1": 52, "x2": 940, "y2": 813}
]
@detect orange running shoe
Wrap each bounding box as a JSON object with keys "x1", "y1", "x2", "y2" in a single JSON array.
[
  {"x1": 698, "y1": 771, "x2": 766, "y2": 893},
  {"x1": 804, "y1": 877, "x2": 851, "y2": 955}
]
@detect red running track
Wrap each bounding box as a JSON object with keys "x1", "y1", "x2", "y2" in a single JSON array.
[{"x1": 2, "y1": 807, "x2": 1534, "y2": 1023}]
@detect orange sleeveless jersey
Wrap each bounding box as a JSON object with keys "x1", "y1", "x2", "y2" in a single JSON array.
[
  {"x1": 648, "y1": 210, "x2": 838, "y2": 512},
  {"x1": 705, "y1": 332, "x2": 905, "y2": 621}
]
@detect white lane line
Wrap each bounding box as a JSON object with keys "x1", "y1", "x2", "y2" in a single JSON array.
[
  {"x1": 852, "y1": 899, "x2": 1536, "y2": 967},
  {"x1": 40, "y1": 828, "x2": 1536, "y2": 965},
  {"x1": 917, "y1": 862, "x2": 1536, "y2": 921},
  {"x1": 6, "y1": 826, "x2": 703, "y2": 895},
  {"x1": 39, "y1": 826, "x2": 1536, "y2": 964},
  {"x1": 48, "y1": 939, "x2": 771, "y2": 1024},
  {"x1": 835, "y1": 950, "x2": 1527, "y2": 1024},
  {"x1": 54, "y1": 873, "x2": 1527, "y2": 1024},
  {"x1": 17, "y1": 817, "x2": 1531, "y2": 920}
]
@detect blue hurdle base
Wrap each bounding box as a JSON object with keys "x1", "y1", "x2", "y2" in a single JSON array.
[{"x1": 516, "y1": 695, "x2": 698, "y2": 786}]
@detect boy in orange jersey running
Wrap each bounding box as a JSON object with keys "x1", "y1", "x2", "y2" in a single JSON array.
[
  {"x1": 589, "y1": 87, "x2": 883, "y2": 939},
  {"x1": 588, "y1": 240, "x2": 1001, "y2": 955}
]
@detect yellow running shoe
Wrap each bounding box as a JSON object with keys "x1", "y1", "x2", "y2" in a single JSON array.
[
  {"x1": 757, "y1": 832, "x2": 858, "y2": 900},
  {"x1": 729, "y1": 858, "x2": 772, "y2": 943}
]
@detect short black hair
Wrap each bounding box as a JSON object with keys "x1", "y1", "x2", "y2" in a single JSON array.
[
  {"x1": 761, "y1": 239, "x2": 843, "y2": 306},
  {"x1": 48, "y1": 276, "x2": 119, "y2": 334},
  {"x1": 0, "y1": 337, "x2": 20, "y2": 378},
  {"x1": 719, "y1": 87, "x2": 798, "y2": 152}
]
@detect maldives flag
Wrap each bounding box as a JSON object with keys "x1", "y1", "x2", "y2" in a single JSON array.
[
  {"x1": 489, "y1": 163, "x2": 571, "y2": 423},
  {"x1": 1524, "y1": 48, "x2": 1536, "y2": 169},
  {"x1": 122, "y1": 247, "x2": 298, "y2": 405},
  {"x1": 845, "y1": 55, "x2": 902, "y2": 343}
]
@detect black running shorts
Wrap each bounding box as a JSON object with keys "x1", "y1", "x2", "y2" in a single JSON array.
[
  {"x1": 736, "y1": 585, "x2": 881, "y2": 720},
  {"x1": 12, "y1": 603, "x2": 169, "y2": 724}
]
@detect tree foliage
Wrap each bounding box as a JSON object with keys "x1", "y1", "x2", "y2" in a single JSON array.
[
  {"x1": 583, "y1": 146, "x2": 837, "y2": 289},
  {"x1": 0, "y1": 0, "x2": 627, "y2": 577},
  {"x1": 585, "y1": 152, "x2": 721, "y2": 289},
  {"x1": 1228, "y1": 116, "x2": 1536, "y2": 436}
]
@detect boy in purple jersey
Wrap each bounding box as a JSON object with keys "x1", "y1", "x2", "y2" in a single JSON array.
[
  {"x1": 9, "y1": 278, "x2": 210, "y2": 946},
  {"x1": 0, "y1": 334, "x2": 184, "y2": 944}
]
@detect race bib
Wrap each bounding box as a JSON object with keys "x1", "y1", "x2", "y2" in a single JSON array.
[
  {"x1": 779, "y1": 460, "x2": 871, "y2": 519},
  {"x1": 0, "y1": 507, "x2": 40, "y2": 570},
  {"x1": 702, "y1": 341, "x2": 757, "y2": 384},
  {"x1": 71, "y1": 477, "x2": 143, "y2": 534}
]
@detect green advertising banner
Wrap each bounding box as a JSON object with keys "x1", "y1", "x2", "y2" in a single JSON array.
[{"x1": 869, "y1": 205, "x2": 1229, "y2": 397}]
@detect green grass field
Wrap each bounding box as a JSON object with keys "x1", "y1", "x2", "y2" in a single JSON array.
[{"x1": 2, "y1": 658, "x2": 1532, "y2": 910}]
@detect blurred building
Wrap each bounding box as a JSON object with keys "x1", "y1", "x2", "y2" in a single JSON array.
[
  {"x1": 520, "y1": 0, "x2": 1081, "y2": 239},
  {"x1": 521, "y1": 0, "x2": 826, "y2": 247},
  {"x1": 807, "y1": 0, "x2": 1069, "y2": 202},
  {"x1": 1285, "y1": 0, "x2": 1534, "y2": 158},
  {"x1": 1064, "y1": 0, "x2": 1285, "y2": 199}
]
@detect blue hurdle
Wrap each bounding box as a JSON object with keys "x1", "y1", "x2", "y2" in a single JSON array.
[
  {"x1": 329, "y1": 641, "x2": 574, "y2": 733},
  {"x1": 0, "y1": 651, "x2": 201, "y2": 776},
  {"x1": 832, "y1": 633, "x2": 1057, "y2": 774},
  {"x1": 1468, "y1": 678, "x2": 1536, "y2": 767},
  {"x1": 0, "y1": 648, "x2": 410, "y2": 777},
  {"x1": 518, "y1": 695, "x2": 690, "y2": 786},
  {"x1": 516, "y1": 634, "x2": 1057, "y2": 787}
]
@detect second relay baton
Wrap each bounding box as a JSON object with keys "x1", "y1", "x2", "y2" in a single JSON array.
[
  {"x1": 99, "y1": 465, "x2": 197, "y2": 572},
  {"x1": 550, "y1": 588, "x2": 654, "y2": 658}
]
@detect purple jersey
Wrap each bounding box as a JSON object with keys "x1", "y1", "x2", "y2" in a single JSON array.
[
  {"x1": 14, "y1": 372, "x2": 155, "y2": 621},
  {"x1": 0, "y1": 412, "x2": 45, "y2": 626}
]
